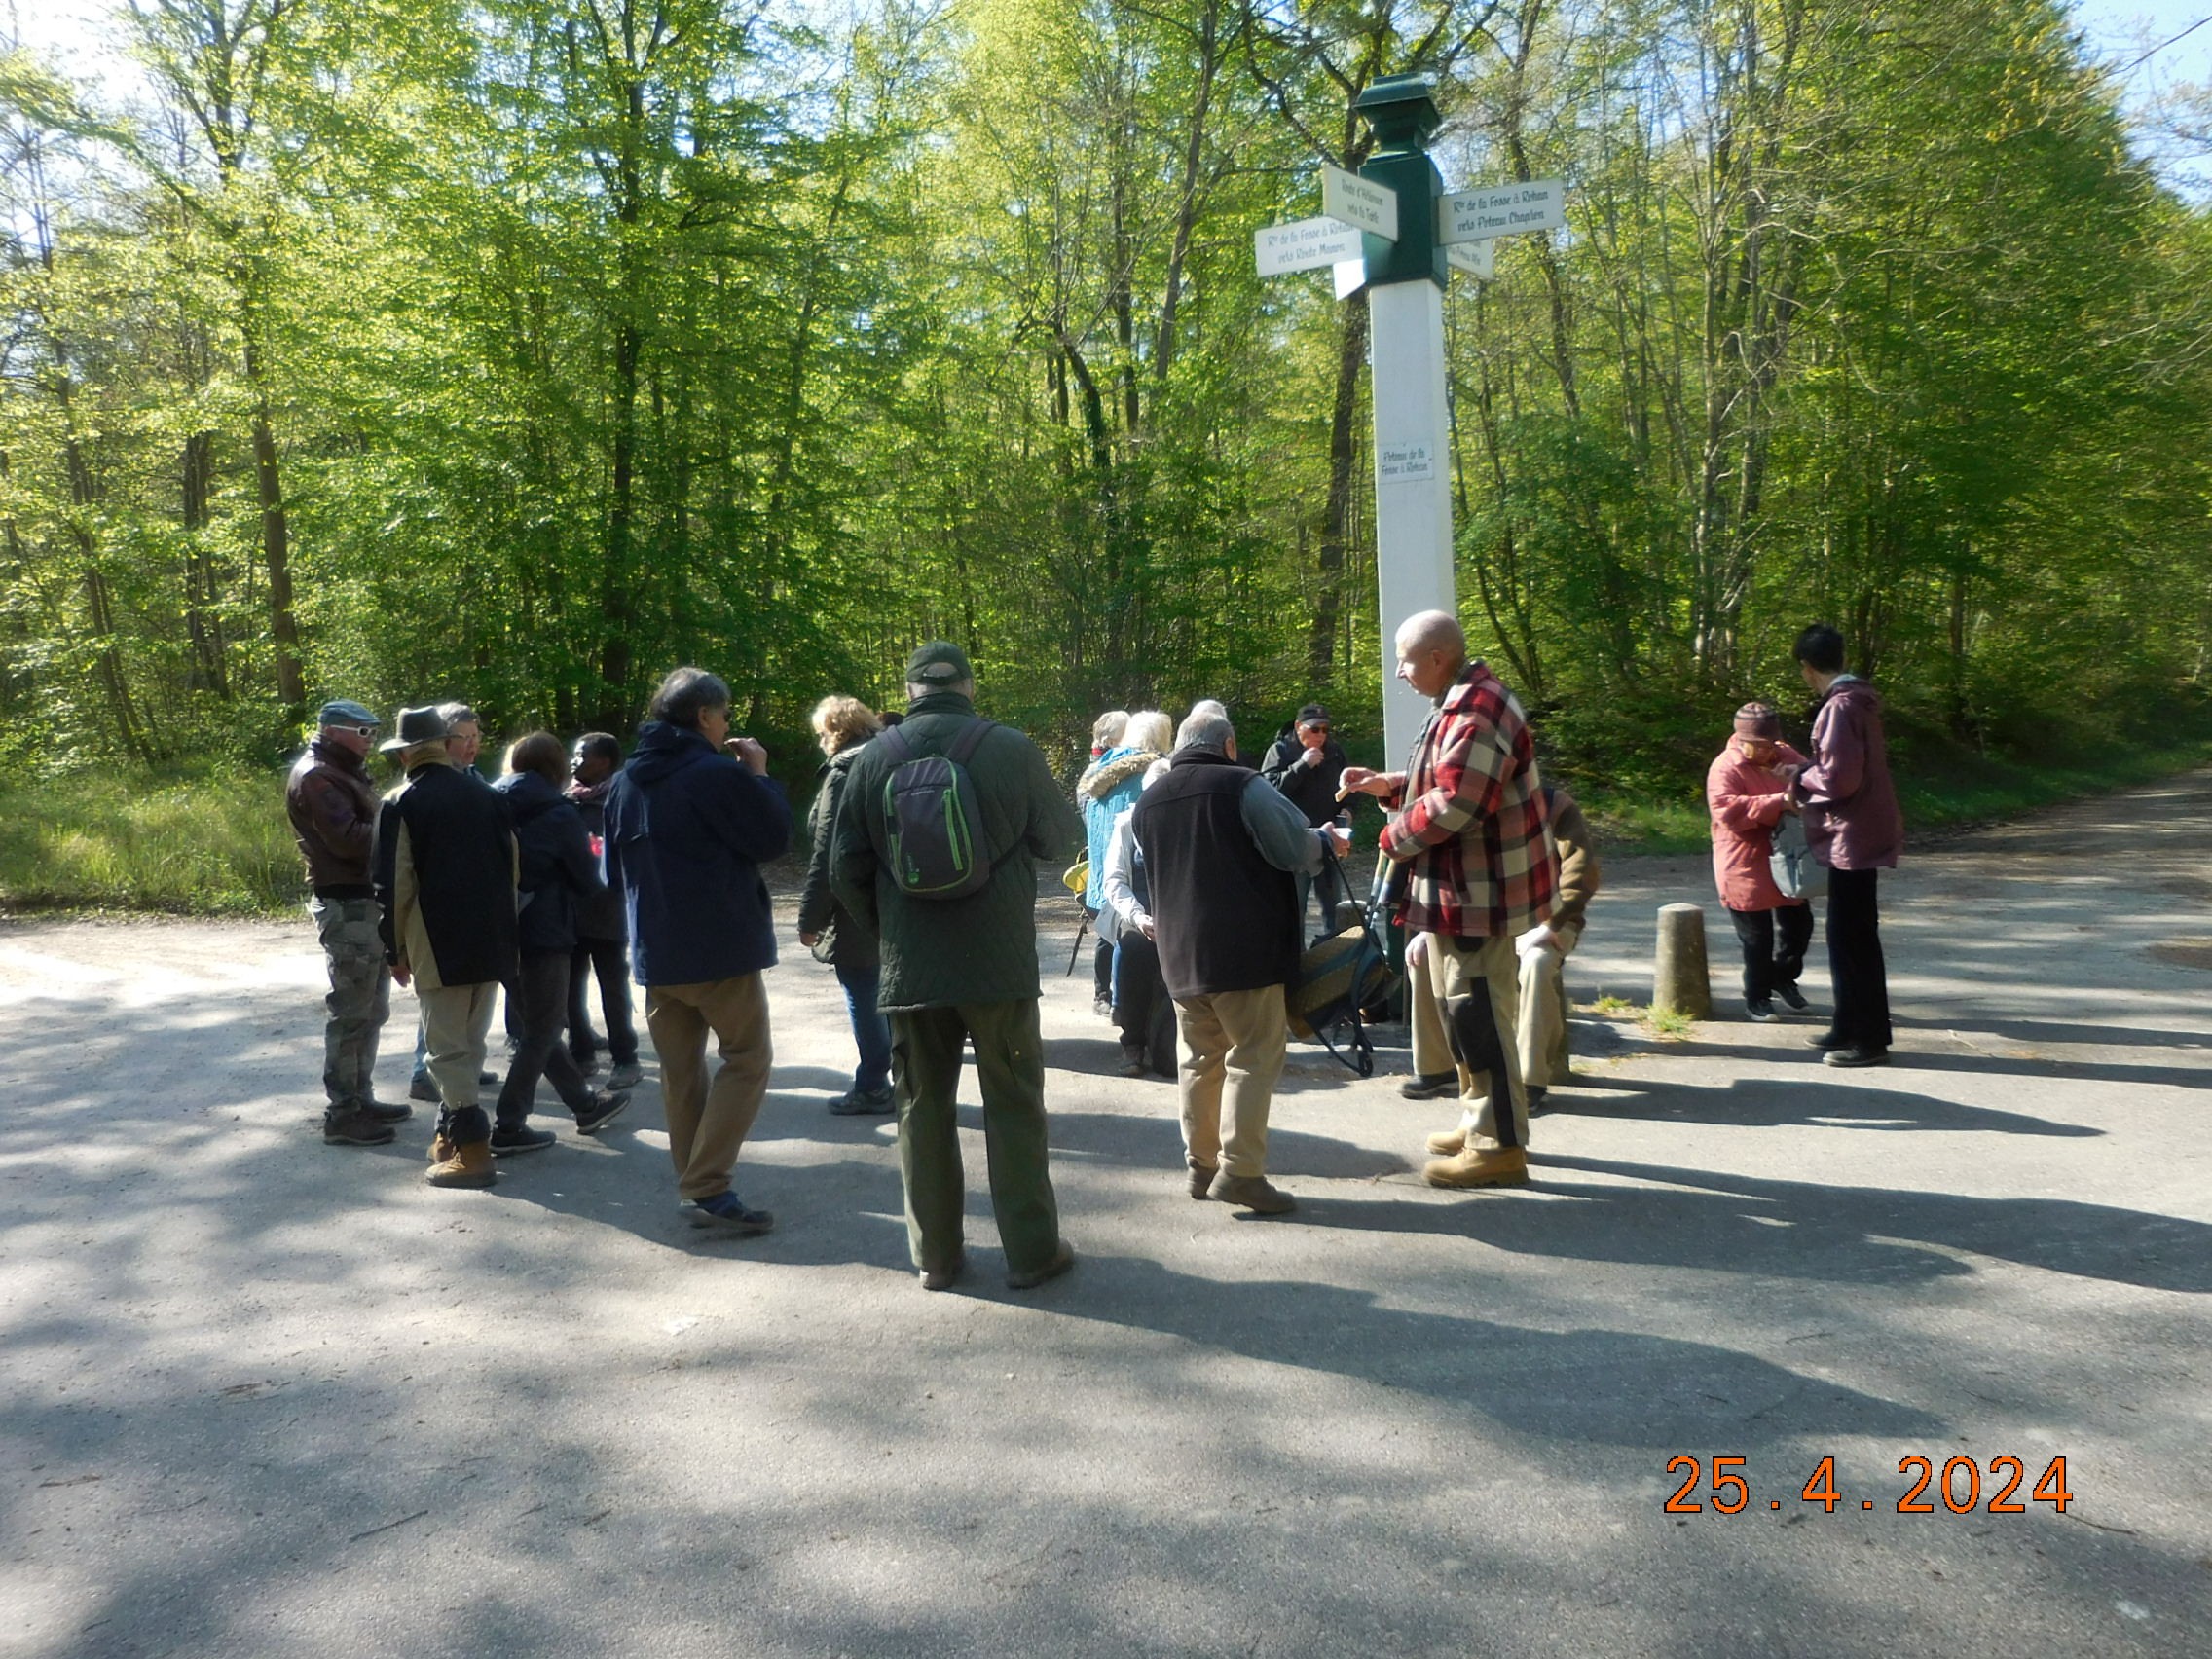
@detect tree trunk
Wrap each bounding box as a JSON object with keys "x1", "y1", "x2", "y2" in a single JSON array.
[
  {"x1": 238, "y1": 309, "x2": 305, "y2": 709},
  {"x1": 1309, "y1": 293, "x2": 1369, "y2": 686}
]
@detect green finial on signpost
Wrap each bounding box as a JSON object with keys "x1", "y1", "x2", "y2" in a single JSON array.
[{"x1": 1354, "y1": 75, "x2": 1446, "y2": 290}]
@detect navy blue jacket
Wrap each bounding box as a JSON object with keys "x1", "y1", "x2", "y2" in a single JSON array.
[
  {"x1": 604, "y1": 721, "x2": 792, "y2": 986},
  {"x1": 497, "y1": 770, "x2": 604, "y2": 954}
]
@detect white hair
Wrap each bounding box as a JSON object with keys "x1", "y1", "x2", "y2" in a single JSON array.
[
  {"x1": 1176, "y1": 711, "x2": 1235, "y2": 754},
  {"x1": 1124, "y1": 710, "x2": 1173, "y2": 755}
]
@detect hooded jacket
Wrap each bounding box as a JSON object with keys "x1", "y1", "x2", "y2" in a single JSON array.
[
  {"x1": 1078, "y1": 745, "x2": 1160, "y2": 908},
  {"x1": 1794, "y1": 678, "x2": 1903, "y2": 871},
  {"x1": 603, "y1": 721, "x2": 793, "y2": 986},
  {"x1": 498, "y1": 769, "x2": 606, "y2": 954}
]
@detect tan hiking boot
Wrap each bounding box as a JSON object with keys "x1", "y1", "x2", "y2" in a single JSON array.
[
  {"x1": 1425, "y1": 1125, "x2": 1467, "y2": 1157},
  {"x1": 428, "y1": 1129, "x2": 456, "y2": 1165},
  {"x1": 1187, "y1": 1163, "x2": 1217, "y2": 1199},
  {"x1": 1422, "y1": 1145, "x2": 1529, "y2": 1190},
  {"x1": 425, "y1": 1139, "x2": 496, "y2": 1189},
  {"x1": 1207, "y1": 1172, "x2": 1297, "y2": 1214}
]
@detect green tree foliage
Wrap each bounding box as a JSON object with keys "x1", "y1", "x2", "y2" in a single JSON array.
[{"x1": 0, "y1": 0, "x2": 2205, "y2": 788}]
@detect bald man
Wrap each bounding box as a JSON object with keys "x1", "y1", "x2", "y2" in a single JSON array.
[{"x1": 1342, "y1": 612, "x2": 1558, "y2": 1188}]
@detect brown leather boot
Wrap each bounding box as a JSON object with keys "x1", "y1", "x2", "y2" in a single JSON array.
[
  {"x1": 424, "y1": 1139, "x2": 496, "y2": 1189},
  {"x1": 427, "y1": 1129, "x2": 456, "y2": 1165},
  {"x1": 1424, "y1": 1125, "x2": 1467, "y2": 1156},
  {"x1": 1422, "y1": 1145, "x2": 1529, "y2": 1190},
  {"x1": 1207, "y1": 1172, "x2": 1296, "y2": 1214}
]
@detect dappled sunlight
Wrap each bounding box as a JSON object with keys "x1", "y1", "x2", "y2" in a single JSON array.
[{"x1": 4, "y1": 772, "x2": 2211, "y2": 1654}]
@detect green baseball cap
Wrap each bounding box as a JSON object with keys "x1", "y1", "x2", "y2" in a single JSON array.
[{"x1": 905, "y1": 641, "x2": 973, "y2": 684}]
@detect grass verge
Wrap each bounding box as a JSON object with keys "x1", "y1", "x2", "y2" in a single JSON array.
[
  {"x1": 4, "y1": 732, "x2": 2207, "y2": 916},
  {"x1": 0, "y1": 765, "x2": 303, "y2": 916}
]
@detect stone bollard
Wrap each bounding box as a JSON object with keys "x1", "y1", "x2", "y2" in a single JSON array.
[{"x1": 1653, "y1": 903, "x2": 1712, "y2": 1019}]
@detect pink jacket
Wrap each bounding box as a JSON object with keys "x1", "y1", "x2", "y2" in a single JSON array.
[
  {"x1": 1795, "y1": 678, "x2": 1903, "y2": 870},
  {"x1": 1708, "y1": 739, "x2": 1808, "y2": 912}
]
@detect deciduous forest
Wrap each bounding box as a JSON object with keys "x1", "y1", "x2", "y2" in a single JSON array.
[{"x1": 4, "y1": 0, "x2": 2208, "y2": 808}]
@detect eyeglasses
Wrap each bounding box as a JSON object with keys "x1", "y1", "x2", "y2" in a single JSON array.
[
  {"x1": 1304, "y1": 724, "x2": 1330, "y2": 735},
  {"x1": 338, "y1": 725, "x2": 379, "y2": 739}
]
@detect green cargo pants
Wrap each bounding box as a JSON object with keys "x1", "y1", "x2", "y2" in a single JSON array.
[
  {"x1": 313, "y1": 896, "x2": 391, "y2": 1111},
  {"x1": 889, "y1": 999, "x2": 1061, "y2": 1278}
]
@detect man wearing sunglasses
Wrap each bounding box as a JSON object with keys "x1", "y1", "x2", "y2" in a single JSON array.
[{"x1": 286, "y1": 699, "x2": 406, "y2": 1147}]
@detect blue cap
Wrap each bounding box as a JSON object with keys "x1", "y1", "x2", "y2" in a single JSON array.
[{"x1": 317, "y1": 700, "x2": 380, "y2": 728}]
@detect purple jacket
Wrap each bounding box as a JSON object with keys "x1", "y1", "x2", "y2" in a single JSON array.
[{"x1": 1794, "y1": 677, "x2": 1902, "y2": 870}]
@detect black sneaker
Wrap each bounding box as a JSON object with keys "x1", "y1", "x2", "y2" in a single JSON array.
[
  {"x1": 1775, "y1": 983, "x2": 1810, "y2": 1013},
  {"x1": 1806, "y1": 1030, "x2": 1849, "y2": 1051},
  {"x1": 489, "y1": 1124, "x2": 558, "y2": 1156},
  {"x1": 1745, "y1": 999, "x2": 1779, "y2": 1022},
  {"x1": 409, "y1": 1071, "x2": 440, "y2": 1103},
  {"x1": 1526, "y1": 1086, "x2": 1550, "y2": 1115},
  {"x1": 1824, "y1": 1046, "x2": 1891, "y2": 1069},
  {"x1": 828, "y1": 1085, "x2": 896, "y2": 1116},
  {"x1": 574, "y1": 1090, "x2": 632, "y2": 1135},
  {"x1": 323, "y1": 1106, "x2": 396, "y2": 1146},
  {"x1": 682, "y1": 1192, "x2": 774, "y2": 1235},
  {"x1": 1399, "y1": 1072, "x2": 1457, "y2": 1100},
  {"x1": 605, "y1": 1060, "x2": 644, "y2": 1091},
  {"x1": 361, "y1": 1097, "x2": 414, "y2": 1124}
]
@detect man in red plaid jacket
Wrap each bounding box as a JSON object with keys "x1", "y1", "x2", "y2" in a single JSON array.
[{"x1": 1344, "y1": 611, "x2": 1557, "y2": 1189}]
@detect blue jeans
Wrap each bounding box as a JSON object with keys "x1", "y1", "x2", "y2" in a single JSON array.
[{"x1": 836, "y1": 960, "x2": 893, "y2": 1093}]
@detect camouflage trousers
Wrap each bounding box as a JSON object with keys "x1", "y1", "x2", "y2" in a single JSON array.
[{"x1": 313, "y1": 896, "x2": 391, "y2": 1110}]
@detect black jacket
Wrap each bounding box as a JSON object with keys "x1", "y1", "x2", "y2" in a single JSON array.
[
  {"x1": 1260, "y1": 730, "x2": 1349, "y2": 828},
  {"x1": 498, "y1": 770, "x2": 605, "y2": 955},
  {"x1": 566, "y1": 776, "x2": 628, "y2": 942},
  {"x1": 373, "y1": 760, "x2": 519, "y2": 986},
  {"x1": 1131, "y1": 751, "x2": 1301, "y2": 998}
]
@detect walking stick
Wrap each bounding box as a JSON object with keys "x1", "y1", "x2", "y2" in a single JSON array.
[{"x1": 1066, "y1": 910, "x2": 1088, "y2": 976}]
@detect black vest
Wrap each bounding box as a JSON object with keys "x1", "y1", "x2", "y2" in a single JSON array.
[{"x1": 1131, "y1": 753, "x2": 1300, "y2": 999}]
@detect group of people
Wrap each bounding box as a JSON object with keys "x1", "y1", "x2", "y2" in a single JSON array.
[{"x1": 282, "y1": 614, "x2": 1899, "y2": 1290}]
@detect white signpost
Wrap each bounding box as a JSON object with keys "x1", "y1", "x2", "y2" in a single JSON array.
[
  {"x1": 1250, "y1": 84, "x2": 1567, "y2": 764},
  {"x1": 1444, "y1": 240, "x2": 1494, "y2": 280},
  {"x1": 1321, "y1": 163, "x2": 1399, "y2": 241},
  {"x1": 1254, "y1": 215, "x2": 1366, "y2": 277},
  {"x1": 1439, "y1": 177, "x2": 1567, "y2": 243}
]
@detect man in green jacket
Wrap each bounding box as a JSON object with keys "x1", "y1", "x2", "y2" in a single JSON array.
[{"x1": 832, "y1": 642, "x2": 1085, "y2": 1294}]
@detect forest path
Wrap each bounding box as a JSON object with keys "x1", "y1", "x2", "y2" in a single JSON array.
[{"x1": 0, "y1": 769, "x2": 2206, "y2": 1657}]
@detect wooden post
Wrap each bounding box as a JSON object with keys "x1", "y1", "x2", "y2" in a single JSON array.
[{"x1": 1653, "y1": 903, "x2": 1712, "y2": 1019}]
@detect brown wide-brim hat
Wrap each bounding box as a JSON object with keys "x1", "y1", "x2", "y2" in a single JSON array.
[{"x1": 381, "y1": 705, "x2": 455, "y2": 753}]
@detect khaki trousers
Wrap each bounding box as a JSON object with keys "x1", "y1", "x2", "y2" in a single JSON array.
[
  {"x1": 1516, "y1": 918, "x2": 1582, "y2": 1089},
  {"x1": 645, "y1": 974, "x2": 772, "y2": 1201},
  {"x1": 1411, "y1": 961, "x2": 1452, "y2": 1080},
  {"x1": 890, "y1": 999, "x2": 1060, "y2": 1277},
  {"x1": 1173, "y1": 983, "x2": 1288, "y2": 1179},
  {"x1": 1422, "y1": 933, "x2": 1528, "y2": 1151},
  {"x1": 420, "y1": 979, "x2": 499, "y2": 1143}
]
